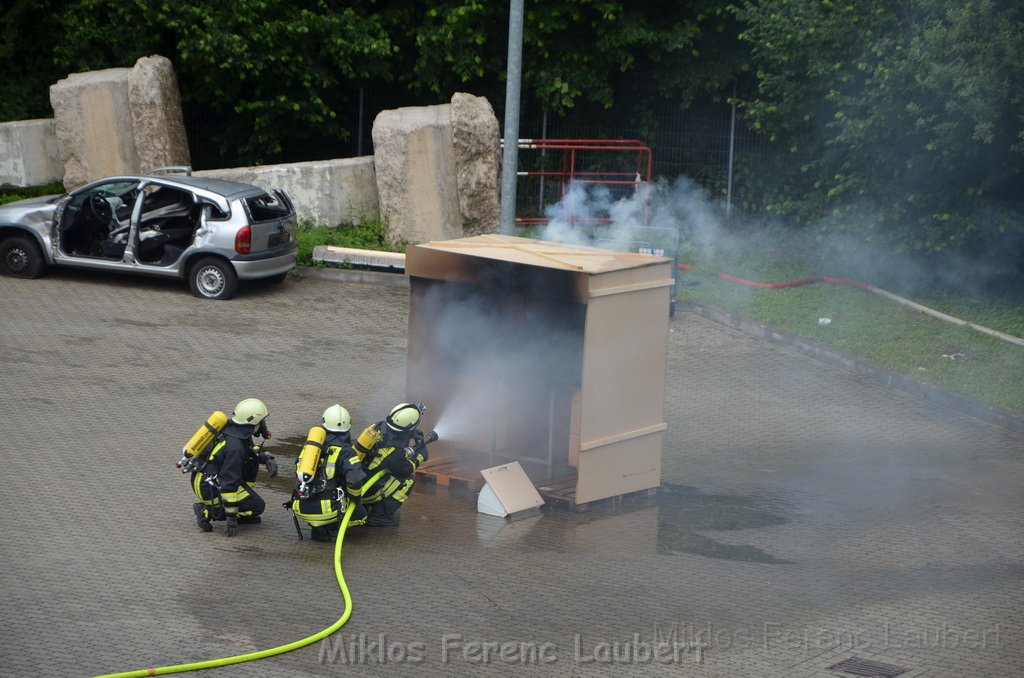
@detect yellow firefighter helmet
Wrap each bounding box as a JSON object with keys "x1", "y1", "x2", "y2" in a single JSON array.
[
  {"x1": 231, "y1": 398, "x2": 268, "y2": 425},
  {"x1": 386, "y1": 402, "x2": 422, "y2": 432},
  {"x1": 322, "y1": 404, "x2": 351, "y2": 433}
]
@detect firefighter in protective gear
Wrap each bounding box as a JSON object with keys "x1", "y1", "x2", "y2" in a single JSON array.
[
  {"x1": 290, "y1": 404, "x2": 367, "y2": 542},
  {"x1": 191, "y1": 398, "x2": 278, "y2": 537},
  {"x1": 354, "y1": 402, "x2": 435, "y2": 527}
]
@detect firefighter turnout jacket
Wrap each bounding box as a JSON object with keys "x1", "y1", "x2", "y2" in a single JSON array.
[
  {"x1": 354, "y1": 422, "x2": 428, "y2": 506},
  {"x1": 291, "y1": 430, "x2": 366, "y2": 527},
  {"x1": 191, "y1": 421, "x2": 264, "y2": 517}
]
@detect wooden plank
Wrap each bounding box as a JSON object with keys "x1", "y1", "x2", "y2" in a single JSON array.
[
  {"x1": 415, "y1": 459, "x2": 487, "y2": 492},
  {"x1": 314, "y1": 246, "x2": 406, "y2": 270},
  {"x1": 416, "y1": 461, "x2": 461, "y2": 486},
  {"x1": 417, "y1": 462, "x2": 656, "y2": 511},
  {"x1": 537, "y1": 478, "x2": 657, "y2": 513},
  {"x1": 535, "y1": 475, "x2": 581, "y2": 511}
]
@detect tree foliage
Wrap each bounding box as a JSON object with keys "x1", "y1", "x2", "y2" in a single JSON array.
[
  {"x1": 377, "y1": 0, "x2": 734, "y2": 116},
  {"x1": 2, "y1": 0, "x2": 1021, "y2": 271},
  {"x1": 28, "y1": 0, "x2": 734, "y2": 166},
  {"x1": 0, "y1": 0, "x2": 70, "y2": 121},
  {"x1": 734, "y1": 0, "x2": 1024, "y2": 256},
  {"x1": 53, "y1": 0, "x2": 395, "y2": 165}
]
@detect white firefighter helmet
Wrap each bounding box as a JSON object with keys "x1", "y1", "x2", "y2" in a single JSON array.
[
  {"x1": 231, "y1": 398, "x2": 268, "y2": 425},
  {"x1": 322, "y1": 404, "x2": 351, "y2": 433},
  {"x1": 386, "y1": 402, "x2": 422, "y2": 432}
]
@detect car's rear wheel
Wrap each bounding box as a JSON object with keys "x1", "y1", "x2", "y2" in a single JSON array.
[
  {"x1": 0, "y1": 235, "x2": 45, "y2": 278},
  {"x1": 189, "y1": 256, "x2": 238, "y2": 300}
]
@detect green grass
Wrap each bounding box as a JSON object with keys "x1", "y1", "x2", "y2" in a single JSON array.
[
  {"x1": 0, "y1": 183, "x2": 63, "y2": 205},
  {"x1": 294, "y1": 220, "x2": 401, "y2": 266},
  {"x1": 676, "y1": 238, "x2": 1024, "y2": 416}
]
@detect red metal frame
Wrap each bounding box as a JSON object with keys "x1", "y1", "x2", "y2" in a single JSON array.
[{"x1": 513, "y1": 138, "x2": 653, "y2": 226}]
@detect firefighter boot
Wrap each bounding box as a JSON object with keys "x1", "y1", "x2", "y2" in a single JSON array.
[
  {"x1": 310, "y1": 522, "x2": 341, "y2": 542},
  {"x1": 364, "y1": 498, "x2": 401, "y2": 527},
  {"x1": 194, "y1": 503, "x2": 213, "y2": 533}
]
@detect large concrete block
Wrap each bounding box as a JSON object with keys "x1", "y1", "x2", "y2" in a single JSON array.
[
  {"x1": 196, "y1": 156, "x2": 379, "y2": 227},
  {"x1": 128, "y1": 55, "x2": 190, "y2": 173},
  {"x1": 49, "y1": 55, "x2": 190, "y2": 188},
  {"x1": 372, "y1": 104, "x2": 463, "y2": 246},
  {"x1": 50, "y1": 67, "x2": 138, "y2": 188},
  {"x1": 0, "y1": 119, "x2": 62, "y2": 188},
  {"x1": 451, "y1": 93, "x2": 501, "y2": 235}
]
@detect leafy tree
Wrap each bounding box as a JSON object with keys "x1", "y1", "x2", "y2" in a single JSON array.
[
  {"x1": 734, "y1": 0, "x2": 1024, "y2": 258},
  {"x1": 375, "y1": 1, "x2": 743, "y2": 117},
  {"x1": 0, "y1": 0, "x2": 71, "y2": 121},
  {"x1": 9, "y1": 0, "x2": 746, "y2": 170},
  {"x1": 54, "y1": 0, "x2": 395, "y2": 165}
]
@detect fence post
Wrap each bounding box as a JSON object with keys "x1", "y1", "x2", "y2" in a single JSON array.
[{"x1": 499, "y1": 0, "x2": 525, "y2": 233}]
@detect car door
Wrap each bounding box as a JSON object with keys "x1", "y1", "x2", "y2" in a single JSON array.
[
  {"x1": 130, "y1": 183, "x2": 201, "y2": 267},
  {"x1": 53, "y1": 179, "x2": 141, "y2": 264}
]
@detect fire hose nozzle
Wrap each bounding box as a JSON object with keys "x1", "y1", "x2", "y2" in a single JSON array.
[{"x1": 425, "y1": 430, "x2": 439, "y2": 445}]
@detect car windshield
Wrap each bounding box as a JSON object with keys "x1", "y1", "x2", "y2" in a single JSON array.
[{"x1": 82, "y1": 181, "x2": 137, "y2": 200}]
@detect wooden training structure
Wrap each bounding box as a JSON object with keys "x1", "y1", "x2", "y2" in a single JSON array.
[{"x1": 405, "y1": 234, "x2": 673, "y2": 509}]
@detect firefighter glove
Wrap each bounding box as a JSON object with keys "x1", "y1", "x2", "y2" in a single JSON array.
[
  {"x1": 404, "y1": 446, "x2": 427, "y2": 466},
  {"x1": 225, "y1": 515, "x2": 238, "y2": 537},
  {"x1": 263, "y1": 454, "x2": 278, "y2": 478}
]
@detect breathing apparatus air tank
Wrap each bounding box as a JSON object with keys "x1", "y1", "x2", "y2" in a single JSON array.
[
  {"x1": 296, "y1": 426, "x2": 327, "y2": 497},
  {"x1": 177, "y1": 411, "x2": 228, "y2": 471}
]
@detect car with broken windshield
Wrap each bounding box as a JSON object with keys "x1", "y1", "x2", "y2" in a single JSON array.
[{"x1": 0, "y1": 167, "x2": 297, "y2": 300}]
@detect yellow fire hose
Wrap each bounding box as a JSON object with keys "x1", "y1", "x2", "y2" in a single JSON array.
[{"x1": 95, "y1": 471, "x2": 386, "y2": 678}]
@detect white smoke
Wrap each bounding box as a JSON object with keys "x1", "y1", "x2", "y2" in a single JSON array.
[{"x1": 538, "y1": 176, "x2": 733, "y2": 263}]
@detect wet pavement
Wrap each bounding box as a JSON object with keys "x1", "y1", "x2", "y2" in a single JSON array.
[{"x1": 0, "y1": 268, "x2": 1021, "y2": 677}]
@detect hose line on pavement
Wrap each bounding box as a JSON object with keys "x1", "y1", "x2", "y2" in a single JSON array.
[{"x1": 94, "y1": 471, "x2": 386, "y2": 678}]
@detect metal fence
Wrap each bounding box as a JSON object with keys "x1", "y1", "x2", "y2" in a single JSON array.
[
  {"x1": 513, "y1": 101, "x2": 779, "y2": 220},
  {"x1": 183, "y1": 90, "x2": 780, "y2": 219}
]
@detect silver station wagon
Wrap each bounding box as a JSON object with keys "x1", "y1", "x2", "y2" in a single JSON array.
[{"x1": 0, "y1": 167, "x2": 298, "y2": 299}]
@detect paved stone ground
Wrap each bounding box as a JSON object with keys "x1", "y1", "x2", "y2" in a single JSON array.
[{"x1": 0, "y1": 268, "x2": 1021, "y2": 677}]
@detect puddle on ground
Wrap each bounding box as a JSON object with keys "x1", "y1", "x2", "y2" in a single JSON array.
[
  {"x1": 238, "y1": 438, "x2": 796, "y2": 566},
  {"x1": 257, "y1": 436, "x2": 302, "y2": 494},
  {"x1": 414, "y1": 482, "x2": 795, "y2": 565},
  {"x1": 267, "y1": 436, "x2": 305, "y2": 457},
  {"x1": 113, "y1": 318, "x2": 167, "y2": 329},
  {"x1": 653, "y1": 484, "x2": 793, "y2": 564}
]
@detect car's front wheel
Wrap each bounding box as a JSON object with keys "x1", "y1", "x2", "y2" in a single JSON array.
[
  {"x1": 0, "y1": 235, "x2": 45, "y2": 278},
  {"x1": 189, "y1": 256, "x2": 238, "y2": 300}
]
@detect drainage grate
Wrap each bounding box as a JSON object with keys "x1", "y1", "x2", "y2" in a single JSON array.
[{"x1": 828, "y1": 656, "x2": 908, "y2": 677}]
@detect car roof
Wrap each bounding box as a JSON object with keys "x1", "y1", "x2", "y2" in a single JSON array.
[
  {"x1": 76, "y1": 174, "x2": 267, "y2": 200},
  {"x1": 147, "y1": 174, "x2": 266, "y2": 199}
]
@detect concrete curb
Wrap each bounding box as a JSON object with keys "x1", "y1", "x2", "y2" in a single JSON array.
[
  {"x1": 680, "y1": 300, "x2": 1024, "y2": 434},
  {"x1": 293, "y1": 265, "x2": 409, "y2": 288}
]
